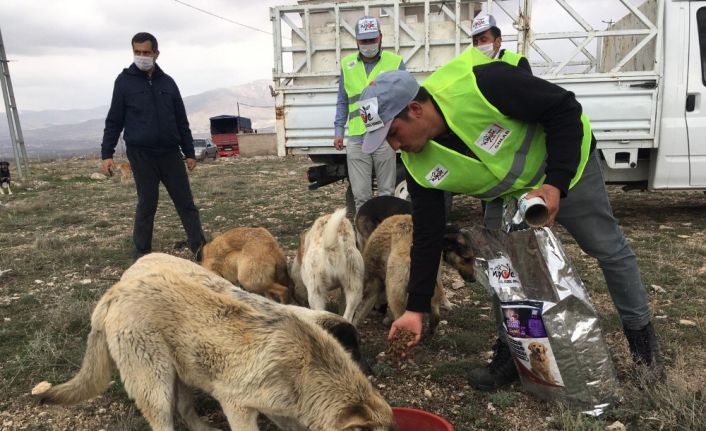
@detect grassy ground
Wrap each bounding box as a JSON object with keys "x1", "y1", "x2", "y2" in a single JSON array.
[{"x1": 0, "y1": 155, "x2": 704, "y2": 431}]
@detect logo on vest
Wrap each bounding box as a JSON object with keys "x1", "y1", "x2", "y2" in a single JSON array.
[
  {"x1": 475, "y1": 123, "x2": 511, "y2": 155},
  {"x1": 425, "y1": 164, "x2": 449, "y2": 187},
  {"x1": 347, "y1": 60, "x2": 357, "y2": 69},
  {"x1": 359, "y1": 97, "x2": 384, "y2": 132}
]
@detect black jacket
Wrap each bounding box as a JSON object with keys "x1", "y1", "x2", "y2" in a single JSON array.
[
  {"x1": 101, "y1": 63, "x2": 194, "y2": 159},
  {"x1": 406, "y1": 61, "x2": 589, "y2": 313}
]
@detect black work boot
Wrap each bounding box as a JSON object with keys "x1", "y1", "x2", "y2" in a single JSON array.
[
  {"x1": 623, "y1": 322, "x2": 665, "y2": 381},
  {"x1": 468, "y1": 338, "x2": 519, "y2": 391}
]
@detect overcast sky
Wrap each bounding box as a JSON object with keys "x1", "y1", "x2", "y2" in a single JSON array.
[
  {"x1": 1, "y1": 0, "x2": 643, "y2": 113},
  {"x1": 1, "y1": 0, "x2": 297, "y2": 112}
]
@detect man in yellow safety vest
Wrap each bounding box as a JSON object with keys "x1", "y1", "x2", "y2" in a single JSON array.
[
  {"x1": 334, "y1": 16, "x2": 405, "y2": 212},
  {"x1": 357, "y1": 50, "x2": 663, "y2": 390},
  {"x1": 471, "y1": 14, "x2": 532, "y2": 74}
]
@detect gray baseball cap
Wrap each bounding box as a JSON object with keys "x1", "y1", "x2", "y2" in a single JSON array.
[
  {"x1": 358, "y1": 70, "x2": 420, "y2": 154},
  {"x1": 471, "y1": 14, "x2": 497, "y2": 36},
  {"x1": 355, "y1": 16, "x2": 381, "y2": 40}
]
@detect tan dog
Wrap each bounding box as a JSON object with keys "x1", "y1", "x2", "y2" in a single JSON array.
[
  {"x1": 199, "y1": 227, "x2": 293, "y2": 304},
  {"x1": 117, "y1": 162, "x2": 133, "y2": 185},
  {"x1": 129, "y1": 253, "x2": 370, "y2": 376},
  {"x1": 528, "y1": 341, "x2": 557, "y2": 385},
  {"x1": 356, "y1": 215, "x2": 476, "y2": 333},
  {"x1": 32, "y1": 254, "x2": 397, "y2": 431},
  {"x1": 291, "y1": 208, "x2": 364, "y2": 324}
]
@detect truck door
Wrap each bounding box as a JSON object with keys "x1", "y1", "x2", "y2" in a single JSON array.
[{"x1": 686, "y1": 3, "x2": 706, "y2": 185}]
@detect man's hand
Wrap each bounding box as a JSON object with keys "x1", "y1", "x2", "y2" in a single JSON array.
[
  {"x1": 186, "y1": 158, "x2": 197, "y2": 171},
  {"x1": 388, "y1": 311, "x2": 424, "y2": 348},
  {"x1": 102, "y1": 158, "x2": 116, "y2": 177},
  {"x1": 525, "y1": 183, "x2": 561, "y2": 226},
  {"x1": 334, "y1": 136, "x2": 345, "y2": 151}
]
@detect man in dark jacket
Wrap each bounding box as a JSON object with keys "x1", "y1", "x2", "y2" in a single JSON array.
[{"x1": 101, "y1": 32, "x2": 205, "y2": 261}]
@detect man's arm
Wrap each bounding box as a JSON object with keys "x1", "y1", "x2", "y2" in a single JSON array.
[
  {"x1": 388, "y1": 168, "x2": 446, "y2": 345},
  {"x1": 517, "y1": 57, "x2": 532, "y2": 74},
  {"x1": 474, "y1": 62, "x2": 584, "y2": 197},
  {"x1": 333, "y1": 71, "x2": 349, "y2": 150},
  {"x1": 405, "y1": 168, "x2": 447, "y2": 312},
  {"x1": 172, "y1": 82, "x2": 195, "y2": 160},
  {"x1": 101, "y1": 76, "x2": 125, "y2": 160}
]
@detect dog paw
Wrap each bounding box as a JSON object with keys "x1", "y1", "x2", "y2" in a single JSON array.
[{"x1": 31, "y1": 381, "x2": 52, "y2": 395}]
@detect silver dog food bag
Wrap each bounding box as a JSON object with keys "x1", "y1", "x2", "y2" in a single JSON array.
[{"x1": 469, "y1": 226, "x2": 618, "y2": 415}]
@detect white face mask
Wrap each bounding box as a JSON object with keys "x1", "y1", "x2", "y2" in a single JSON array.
[
  {"x1": 359, "y1": 43, "x2": 380, "y2": 58},
  {"x1": 477, "y1": 43, "x2": 496, "y2": 58},
  {"x1": 134, "y1": 55, "x2": 155, "y2": 72}
]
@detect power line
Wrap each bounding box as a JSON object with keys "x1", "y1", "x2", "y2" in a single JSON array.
[{"x1": 172, "y1": 0, "x2": 272, "y2": 36}]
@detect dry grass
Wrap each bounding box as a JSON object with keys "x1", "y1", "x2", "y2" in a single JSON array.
[{"x1": 0, "y1": 155, "x2": 704, "y2": 431}]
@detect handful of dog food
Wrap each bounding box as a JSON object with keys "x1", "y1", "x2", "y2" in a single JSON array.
[{"x1": 385, "y1": 329, "x2": 416, "y2": 365}]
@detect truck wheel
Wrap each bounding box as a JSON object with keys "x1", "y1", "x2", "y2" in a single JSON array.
[
  {"x1": 394, "y1": 180, "x2": 409, "y2": 200},
  {"x1": 345, "y1": 184, "x2": 356, "y2": 219},
  {"x1": 394, "y1": 164, "x2": 409, "y2": 200}
]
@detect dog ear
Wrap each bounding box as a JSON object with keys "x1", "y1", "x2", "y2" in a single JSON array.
[
  {"x1": 337, "y1": 404, "x2": 372, "y2": 430},
  {"x1": 444, "y1": 223, "x2": 460, "y2": 234},
  {"x1": 442, "y1": 224, "x2": 460, "y2": 248}
]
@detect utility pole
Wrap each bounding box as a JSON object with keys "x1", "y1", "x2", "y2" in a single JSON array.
[{"x1": 0, "y1": 28, "x2": 30, "y2": 179}]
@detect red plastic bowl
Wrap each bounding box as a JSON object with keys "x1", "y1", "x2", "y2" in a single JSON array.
[{"x1": 392, "y1": 407, "x2": 454, "y2": 431}]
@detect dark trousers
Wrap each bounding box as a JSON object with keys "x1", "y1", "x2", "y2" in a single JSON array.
[{"x1": 126, "y1": 148, "x2": 205, "y2": 259}]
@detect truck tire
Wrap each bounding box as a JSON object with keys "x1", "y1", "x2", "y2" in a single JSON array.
[{"x1": 394, "y1": 164, "x2": 409, "y2": 200}]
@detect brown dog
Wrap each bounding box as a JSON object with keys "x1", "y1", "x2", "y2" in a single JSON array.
[
  {"x1": 117, "y1": 162, "x2": 133, "y2": 185},
  {"x1": 199, "y1": 227, "x2": 293, "y2": 304},
  {"x1": 528, "y1": 341, "x2": 557, "y2": 385},
  {"x1": 355, "y1": 215, "x2": 475, "y2": 333}
]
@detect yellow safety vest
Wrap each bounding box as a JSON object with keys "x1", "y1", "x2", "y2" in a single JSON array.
[
  {"x1": 401, "y1": 48, "x2": 592, "y2": 200},
  {"x1": 342, "y1": 51, "x2": 403, "y2": 136},
  {"x1": 499, "y1": 49, "x2": 524, "y2": 67}
]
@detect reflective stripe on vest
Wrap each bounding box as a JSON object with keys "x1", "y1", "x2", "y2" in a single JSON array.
[
  {"x1": 402, "y1": 47, "x2": 592, "y2": 200},
  {"x1": 342, "y1": 51, "x2": 403, "y2": 136},
  {"x1": 499, "y1": 49, "x2": 524, "y2": 67}
]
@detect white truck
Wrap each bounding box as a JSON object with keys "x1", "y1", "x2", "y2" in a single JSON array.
[{"x1": 271, "y1": 0, "x2": 706, "y2": 208}]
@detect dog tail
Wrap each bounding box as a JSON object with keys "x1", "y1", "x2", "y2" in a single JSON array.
[
  {"x1": 32, "y1": 301, "x2": 114, "y2": 405},
  {"x1": 323, "y1": 208, "x2": 347, "y2": 251}
]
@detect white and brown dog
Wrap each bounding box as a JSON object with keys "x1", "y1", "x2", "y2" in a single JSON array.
[
  {"x1": 291, "y1": 208, "x2": 365, "y2": 324},
  {"x1": 0, "y1": 161, "x2": 11, "y2": 195}
]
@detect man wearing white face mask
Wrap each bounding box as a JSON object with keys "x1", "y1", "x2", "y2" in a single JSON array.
[
  {"x1": 334, "y1": 16, "x2": 405, "y2": 212},
  {"x1": 101, "y1": 32, "x2": 205, "y2": 261},
  {"x1": 471, "y1": 14, "x2": 532, "y2": 74}
]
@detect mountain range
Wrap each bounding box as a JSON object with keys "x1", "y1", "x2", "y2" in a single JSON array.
[{"x1": 0, "y1": 79, "x2": 276, "y2": 159}]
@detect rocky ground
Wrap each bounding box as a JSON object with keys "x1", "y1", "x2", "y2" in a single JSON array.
[{"x1": 0, "y1": 155, "x2": 704, "y2": 431}]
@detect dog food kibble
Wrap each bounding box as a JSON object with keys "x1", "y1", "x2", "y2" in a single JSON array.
[{"x1": 386, "y1": 329, "x2": 416, "y2": 365}]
